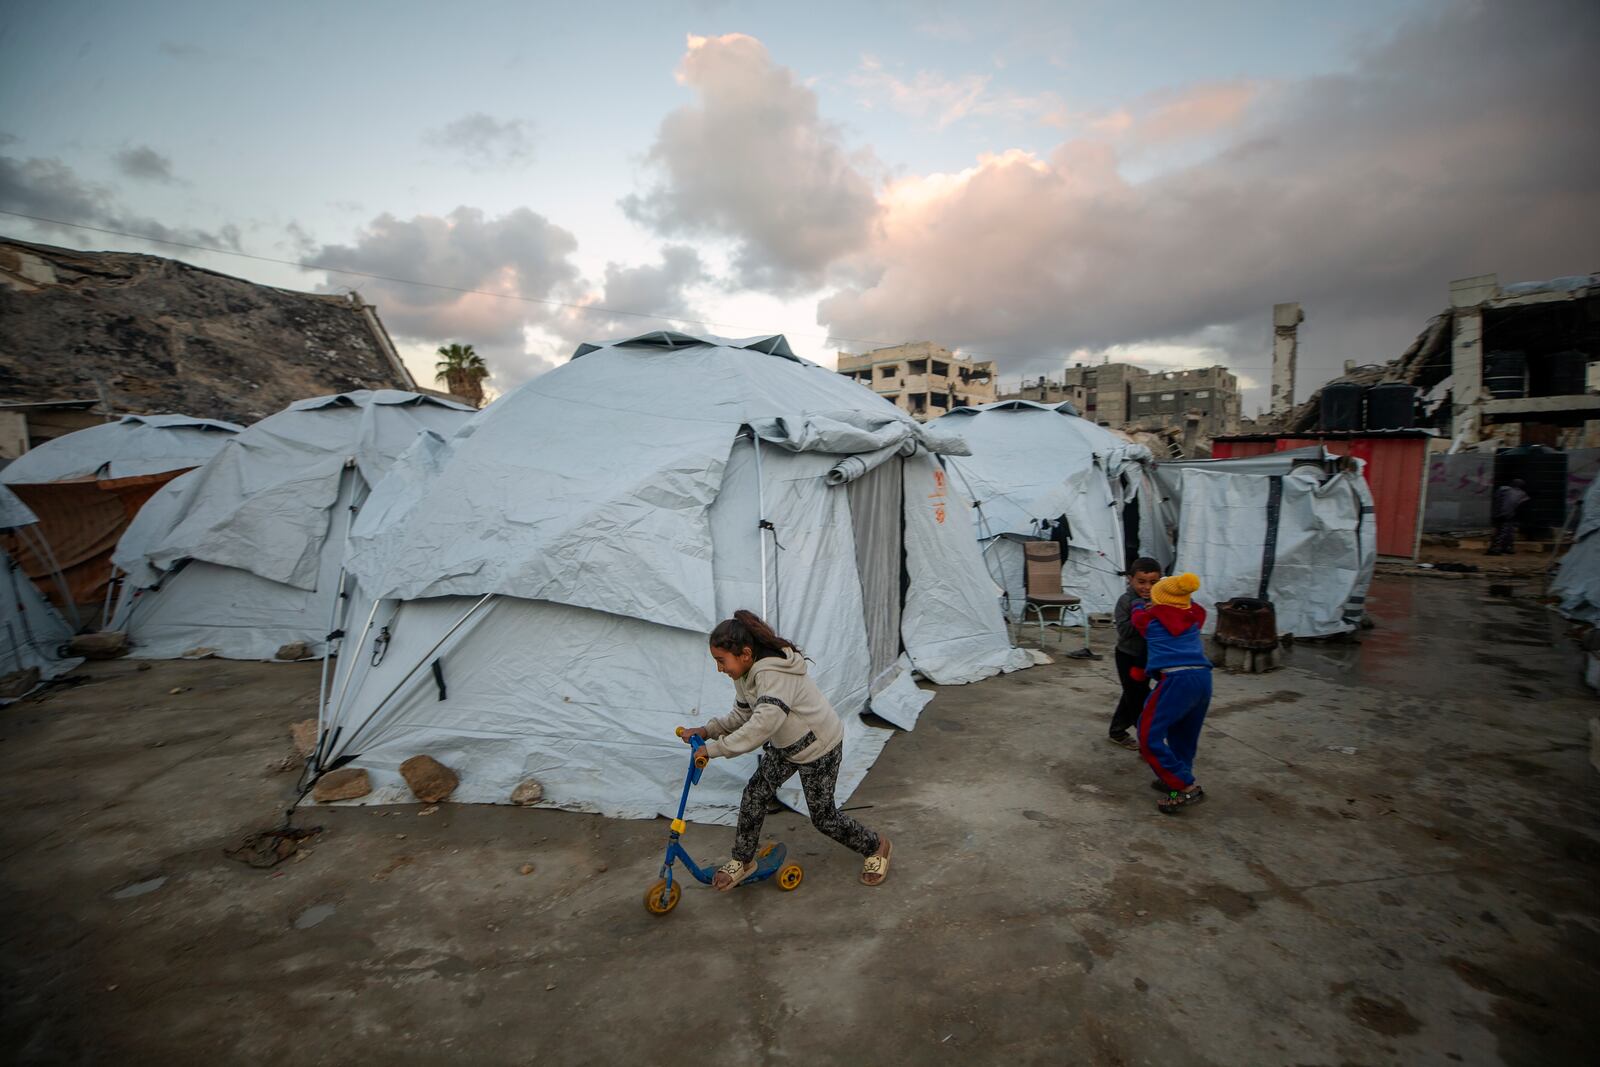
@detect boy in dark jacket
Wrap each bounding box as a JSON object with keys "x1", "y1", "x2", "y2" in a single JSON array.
[
  {"x1": 1108, "y1": 558, "x2": 1163, "y2": 750},
  {"x1": 1131, "y1": 572, "x2": 1212, "y2": 814}
]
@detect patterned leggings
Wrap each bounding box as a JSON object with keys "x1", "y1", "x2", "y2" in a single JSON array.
[{"x1": 732, "y1": 743, "x2": 880, "y2": 863}]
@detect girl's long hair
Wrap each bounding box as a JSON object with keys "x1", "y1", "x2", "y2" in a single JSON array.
[{"x1": 709, "y1": 610, "x2": 801, "y2": 661}]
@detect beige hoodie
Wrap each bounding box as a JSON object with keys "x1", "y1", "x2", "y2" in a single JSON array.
[{"x1": 702, "y1": 649, "x2": 845, "y2": 764}]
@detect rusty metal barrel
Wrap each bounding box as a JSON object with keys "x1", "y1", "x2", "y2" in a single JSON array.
[{"x1": 1215, "y1": 597, "x2": 1278, "y2": 650}]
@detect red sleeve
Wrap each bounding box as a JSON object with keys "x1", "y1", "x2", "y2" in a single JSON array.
[
  {"x1": 1148, "y1": 604, "x2": 1201, "y2": 636},
  {"x1": 1130, "y1": 604, "x2": 1153, "y2": 635}
]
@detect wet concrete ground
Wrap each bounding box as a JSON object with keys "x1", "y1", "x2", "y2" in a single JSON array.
[{"x1": 1, "y1": 573, "x2": 1596, "y2": 1065}]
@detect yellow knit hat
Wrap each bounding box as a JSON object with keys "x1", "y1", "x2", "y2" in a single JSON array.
[{"x1": 1151, "y1": 572, "x2": 1201, "y2": 608}]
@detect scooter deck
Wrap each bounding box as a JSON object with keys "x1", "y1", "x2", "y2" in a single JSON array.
[{"x1": 683, "y1": 840, "x2": 789, "y2": 887}]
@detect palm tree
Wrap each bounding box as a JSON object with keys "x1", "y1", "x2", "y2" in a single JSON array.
[{"x1": 435, "y1": 343, "x2": 490, "y2": 408}]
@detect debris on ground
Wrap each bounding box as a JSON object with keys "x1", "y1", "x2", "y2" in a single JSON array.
[
  {"x1": 510, "y1": 778, "x2": 544, "y2": 805},
  {"x1": 224, "y1": 826, "x2": 322, "y2": 868},
  {"x1": 400, "y1": 754, "x2": 459, "y2": 803},
  {"x1": 275, "y1": 641, "x2": 311, "y2": 661},
  {"x1": 0, "y1": 666, "x2": 42, "y2": 699}
]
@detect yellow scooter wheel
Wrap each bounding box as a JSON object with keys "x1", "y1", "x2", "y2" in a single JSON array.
[
  {"x1": 644, "y1": 878, "x2": 681, "y2": 915},
  {"x1": 776, "y1": 864, "x2": 803, "y2": 891}
]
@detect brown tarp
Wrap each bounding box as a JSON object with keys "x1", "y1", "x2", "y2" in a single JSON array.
[{"x1": 0, "y1": 470, "x2": 192, "y2": 618}]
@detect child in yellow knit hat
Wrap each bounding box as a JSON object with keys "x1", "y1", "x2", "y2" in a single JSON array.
[{"x1": 1130, "y1": 572, "x2": 1212, "y2": 813}]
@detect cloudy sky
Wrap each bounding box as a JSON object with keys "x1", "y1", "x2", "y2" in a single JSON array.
[{"x1": 2, "y1": 0, "x2": 1596, "y2": 412}]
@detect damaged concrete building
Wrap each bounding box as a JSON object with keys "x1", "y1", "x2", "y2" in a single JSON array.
[
  {"x1": 1005, "y1": 361, "x2": 1241, "y2": 439},
  {"x1": 1255, "y1": 273, "x2": 1600, "y2": 535},
  {"x1": 836, "y1": 341, "x2": 997, "y2": 421},
  {"x1": 1270, "y1": 273, "x2": 1600, "y2": 448},
  {"x1": 0, "y1": 237, "x2": 420, "y2": 453}
]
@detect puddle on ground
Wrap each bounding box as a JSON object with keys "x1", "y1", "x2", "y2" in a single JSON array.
[
  {"x1": 293, "y1": 903, "x2": 337, "y2": 929},
  {"x1": 109, "y1": 876, "x2": 167, "y2": 900},
  {"x1": 1281, "y1": 575, "x2": 1586, "y2": 700}
]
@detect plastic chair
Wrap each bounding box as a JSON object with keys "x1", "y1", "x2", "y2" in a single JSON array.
[{"x1": 1021, "y1": 541, "x2": 1095, "y2": 657}]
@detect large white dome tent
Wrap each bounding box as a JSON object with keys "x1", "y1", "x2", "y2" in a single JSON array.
[
  {"x1": 934, "y1": 400, "x2": 1154, "y2": 619},
  {"x1": 108, "y1": 390, "x2": 475, "y2": 660},
  {"x1": 309, "y1": 332, "x2": 1032, "y2": 822}
]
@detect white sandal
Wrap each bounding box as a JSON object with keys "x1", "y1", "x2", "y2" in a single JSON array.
[
  {"x1": 714, "y1": 858, "x2": 756, "y2": 892},
  {"x1": 860, "y1": 840, "x2": 893, "y2": 886}
]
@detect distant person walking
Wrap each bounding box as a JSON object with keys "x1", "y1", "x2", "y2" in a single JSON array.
[{"x1": 1488, "y1": 477, "x2": 1530, "y2": 555}]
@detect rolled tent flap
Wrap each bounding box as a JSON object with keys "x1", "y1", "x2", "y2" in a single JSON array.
[{"x1": 825, "y1": 438, "x2": 918, "y2": 486}]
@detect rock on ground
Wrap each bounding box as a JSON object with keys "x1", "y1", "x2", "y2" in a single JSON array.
[
  {"x1": 510, "y1": 779, "x2": 544, "y2": 805},
  {"x1": 290, "y1": 719, "x2": 318, "y2": 758},
  {"x1": 400, "y1": 755, "x2": 459, "y2": 803},
  {"x1": 275, "y1": 641, "x2": 311, "y2": 661},
  {"x1": 311, "y1": 768, "x2": 371, "y2": 802},
  {"x1": 68, "y1": 632, "x2": 128, "y2": 660}
]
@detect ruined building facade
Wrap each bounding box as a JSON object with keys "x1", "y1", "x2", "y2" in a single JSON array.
[
  {"x1": 1008, "y1": 361, "x2": 1241, "y2": 435},
  {"x1": 837, "y1": 342, "x2": 997, "y2": 421},
  {"x1": 0, "y1": 238, "x2": 418, "y2": 441}
]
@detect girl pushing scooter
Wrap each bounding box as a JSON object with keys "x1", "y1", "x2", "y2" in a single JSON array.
[{"x1": 679, "y1": 610, "x2": 893, "y2": 890}]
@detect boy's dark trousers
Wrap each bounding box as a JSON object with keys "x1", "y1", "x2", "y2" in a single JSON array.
[{"x1": 1111, "y1": 650, "x2": 1150, "y2": 738}]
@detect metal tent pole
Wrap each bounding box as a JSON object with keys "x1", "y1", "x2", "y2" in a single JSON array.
[
  {"x1": 752, "y1": 435, "x2": 769, "y2": 619},
  {"x1": 323, "y1": 593, "x2": 494, "y2": 765}
]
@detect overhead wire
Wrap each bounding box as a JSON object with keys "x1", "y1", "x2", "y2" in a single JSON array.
[{"x1": 0, "y1": 209, "x2": 1273, "y2": 372}]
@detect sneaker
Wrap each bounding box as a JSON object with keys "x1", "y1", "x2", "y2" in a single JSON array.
[{"x1": 1108, "y1": 733, "x2": 1139, "y2": 751}]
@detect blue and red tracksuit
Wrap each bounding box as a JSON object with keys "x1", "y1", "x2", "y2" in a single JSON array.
[{"x1": 1131, "y1": 602, "x2": 1213, "y2": 790}]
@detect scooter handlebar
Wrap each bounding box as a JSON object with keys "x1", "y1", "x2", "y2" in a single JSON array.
[{"x1": 689, "y1": 734, "x2": 709, "y2": 768}]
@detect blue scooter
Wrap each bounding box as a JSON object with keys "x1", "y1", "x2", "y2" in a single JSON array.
[{"x1": 644, "y1": 728, "x2": 803, "y2": 915}]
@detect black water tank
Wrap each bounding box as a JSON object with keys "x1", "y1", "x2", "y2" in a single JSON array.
[
  {"x1": 1365, "y1": 383, "x2": 1417, "y2": 430},
  {"x1": 1529, "y1": 349, "x2": 1588, "y2": 397},
  {"x1": 1494, "y1": 445, "x2": 1567, "y2": 531},
  {"x1": 1320, "y1": 382, "x2": 1364, "y2": 431},
  {"x1": 1483, "y1": 350, "x2": 1527, "y2": 398}
]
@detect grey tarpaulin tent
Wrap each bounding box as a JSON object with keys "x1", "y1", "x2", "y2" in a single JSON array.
[
  {"x1": 0, "y1": 486, "x2": 82, "y2": 700},
  {"x1": 934, "y1": 400, "x2": 1154, "y2": 618},
  {"x1": 1140, "y1": 447, "x2": 1378, "y2": 637},
  {"x1": 1552, "y1": 476, "x2": 1600, "y2": 626},
  {"x1": 0, "y1": 414, "x2": 242, "y2": 484},
  {"x1": 2, "y1": 414, "x2": 243, "y2": 625},
  {"x1": 310, "y1": 332, "x2": 1032, "y2": 821},
  {"x1": 109, "y1": 391, "x2": 475, "y2": 660}
]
